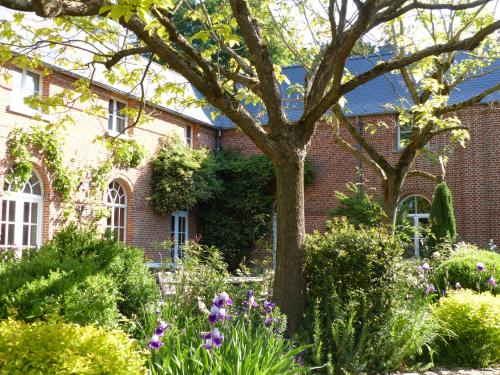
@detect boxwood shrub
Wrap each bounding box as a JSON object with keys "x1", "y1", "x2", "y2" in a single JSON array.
[
  {"x1": 0, "y1": 225, "x2": 160, "y2": 329},
  {"x1": 432, "y1": 244, "x2": 499, "y2": 295},
  {"x1": 432, "y1": 289, "x2": 500, "y2": 367},
  {"x1": 305, "y1": 218, "x2": 405, "y2": 373},
  {"x1": 0, "y1": 319, "x2": 146, "y2": 374}
]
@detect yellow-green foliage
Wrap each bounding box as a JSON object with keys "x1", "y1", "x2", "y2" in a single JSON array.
[
  {"x1": 432, "y1": 290, "x2": 500, "y2": 367},
  {"x1": 0, "y1": 319, "x2": 146, "y2": 374}
]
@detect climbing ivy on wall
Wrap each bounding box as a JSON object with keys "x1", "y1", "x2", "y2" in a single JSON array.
[
  {"x1": 149, "y1": 139, "x2": 315, "y2": 270},
  {"x1": 6, "y1": 123, "x2": 145, "y2": 222}
]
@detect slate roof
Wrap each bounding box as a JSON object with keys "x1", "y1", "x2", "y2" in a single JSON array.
[{"x1": 207, "y1": 52, "x2": 500, "y2": 129}]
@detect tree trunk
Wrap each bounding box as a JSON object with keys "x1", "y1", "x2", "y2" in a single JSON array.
[
  {"x1": 381, "y1": 178, "x2": 402, "y2": 234},
  {"x1": 273, "y1": 152, "x2": 306, "y2": 335}
]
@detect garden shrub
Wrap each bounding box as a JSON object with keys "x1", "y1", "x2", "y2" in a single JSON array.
[
  {"x1": 432, "y1": 289, "x2": 500, "y2": 367},
  {"x1": 149, "y1": 135, "x2": 221, "y2": 214},
  {"x1": 305, "y1": 218, "x2": 407, "y2": 373},
  {"x1": 197, "y1": 151, "x2": 315, "y2": 269},
  {"x1": 428, "y1": 181, "x2": 456, "y2": 247},
  {"x1": 432, "y1": 244, "x2": 500, "y2": 295},
  {"x1": 329, "y1": 183, "x2": 385, "y2": 227},
  {"x1": 0, "y1": 225, "x2": 160, "y2": 329},
  {"x1": 0, "y1": 319, "x2": 146, "y2": 374}
]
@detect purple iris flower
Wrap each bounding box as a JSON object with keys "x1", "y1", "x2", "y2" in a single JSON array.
[
  {"x1": 264, "y1": 316, "x2": 273, "y2": 329},
  {"x1": 488, "y1": 277, "x2": 497, "y2": 287},
  {"x1": 148, "y1": 334, "x2": 164, "y2": 349},
  {"x1": 213, "y1": 292, "x2": 233, "y2": 307},
  {"x1": 208, "y1": 306, "x2": 219, "y2": 324},
  {"x1": 425, "y1": 283, "x2": 436, "y2": 295},
  {"x1": 477, "y1": 262, "x2": 485, "y2": 272},
  {"x1": 155, "y1": 307, "x2": 161, "y2": 315},
  {"x1": 247, "y1": 290, "x2": 255, "y2": 298},
  {"x1": 455, "y1": 282, "x2": 462, "y2": 289},
  {"x1": 264, "y1": 301, "x2": 276, "y2": 313},
  {"x1": 202, "y1": 328, "x2": 223, "y2": 350},
  {"x1": 420, "y1": 263, "x2": 431, "y2": 271},
  {"x1": 218, "y1": 307, "x2": 228, "y2": 321},
  {"x1": 154, "y1": 320, "x2": 171, "y2": 336}
]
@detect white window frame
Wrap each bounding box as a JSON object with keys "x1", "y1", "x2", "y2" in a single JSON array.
[
  {"x1": 185, "y1": 125, "x2": 193, "y2": 148},
  {"x1": 397, "y1": 122, "x2": 412, "y2": 150},
  {"x1": 1, "y1": 171, "x2": 44, "y2": 257},
  {"x1": 398, "y1": 195, "x2": 430, "y2": 258},
  {"x1": 105, "y1": 180, "x2": 127, "y2": 242},
  {"x1": 107, "y1": 98, "x2": 128, "y2": 136},
  {"x1": 9, "y1": 67, "x2": 42, "y2": 117},
  {"x1": 171, "y1": 211, "x2": 188, "y2": 261}
]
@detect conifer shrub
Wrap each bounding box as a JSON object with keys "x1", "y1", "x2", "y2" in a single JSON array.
[
  {"x1": 428, "y1": 181, "x2": 456, "y2": 247},
  {"x1": 0, "y1": 319, "x2": 146, "y2": 374}
]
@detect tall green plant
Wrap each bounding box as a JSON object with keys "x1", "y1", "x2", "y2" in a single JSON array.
[{"x1": 428, "y1": 181, "x2": 456, "y2": 246}]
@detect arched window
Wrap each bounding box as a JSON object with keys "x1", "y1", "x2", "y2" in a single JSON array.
[
  {"x1": 1, "y1": 171, "x2": 43, "y2": 254},
  {"x1": 397, "y1": 195, "x2": 431, "y2": 258},
  {"x1": 106, "y1": 180, "x2": 127, "y2": 242}
]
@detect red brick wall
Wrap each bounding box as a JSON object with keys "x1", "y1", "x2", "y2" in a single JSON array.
[
  {"x1": 221, "y1": 104, "x2": 500, "y2": 248},
  {"x1": 0, "y1": 67, "x2": 216, "y2": 261}
]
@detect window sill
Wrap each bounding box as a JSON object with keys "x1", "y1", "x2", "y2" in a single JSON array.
[
  {"x1": 7, "y1": 103, "x2": 51, "y2": 122},
  {"x1": 105, "y1": 130, "x2": 132, "y2": 140}
]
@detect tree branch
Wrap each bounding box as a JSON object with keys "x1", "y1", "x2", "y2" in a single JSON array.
[
  {"x1": 103, "y1": 46, "x2": 151, "y2": 69},
  {"x1": 430, "y1": 125, "x2": 469, "y2": 137},
  {"x1": 333, "y1": 105, "x2": 394, "y2": 174},
  {"x1": 332, "y1": 119, "x2": 387, "y2": 180},
  {"x1": 0, "y1": 0, "x2": 107, "y2": 17},
  {"x1": 436, "y1": 82, "x2": 500, "y2": 115},
  {"x1": 229, "y1": 0, "x2": 287, "y2": 128},
  {"x1": 407, "y1": 170, "x2": 438, "y2": 182}
]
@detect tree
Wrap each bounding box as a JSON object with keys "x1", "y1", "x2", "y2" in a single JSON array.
[
  {"x1": 332, "y1": 4, "x2": 500, "y2": 231},
  {"x1": 0, "y1": 0, "x2": 498, "y2": 333},
  {"x1": 429, "y1": 180, "x2": 457, "y2": 246}
]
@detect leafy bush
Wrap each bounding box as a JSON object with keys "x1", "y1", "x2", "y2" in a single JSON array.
[
  {"x1": 305, "y1": 218, "x2": 409, "y2": 373},
  {"x1": 0, "y1": 225, "x2": 160, "y2": 329},
  {"x1": 149, "y1": 135, "x2": 221, "y2": 214},
  {"x1": 432, "y1": 290, "x2": 500, "y2": 367},
  {"x1": 432, "y1": 244, "x2": 500, "y2": 295},
  {"x1": 329, "y1": 183, "x2": 385, "y2": 226},
  {"x1": 197, "y1": 151, "x2": 315, "y2": 269},
  {"x1": 0, "y1": 319, "x2": 146, "y2": 374}
]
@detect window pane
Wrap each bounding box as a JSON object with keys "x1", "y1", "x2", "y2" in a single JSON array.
[
  {"x1": 8, "y1": 201, "x2": 16, "y2": 222},
  {"x1": 31, "y1": 203, "x2": 38, "y2": 224},
  {"x1": 171, "y1": 216, "x2": 175, "y2": 237},
  {"x1": 12, "y1": 67, "x2": 22, "y2": 90},
  {"x1": 23, "y1": 225, "x2": 29, "y2": 246},
  {"x1": 108, "y1": 99, "x2": 114, "y2": 130},
  {"x1": 0, "y1": 223, "x2": 6, "y2": 244},
  {"x1": 114, "y1": 207, "x2": 120, "y2": 227},
  {"x1": 119, "y1": 207, "x2": 125, "y2": 227},
  {"x1": 116, "y1": 101, "x2": 125, "y2": 112},
  {"x1": 116, "y1": 116, "x2": 126, "y2": 133},
  {"x1": 417, "y1": 197, "x2": 431, "y2": 214},
  {"x1": 22, "y1": 180, "x2": 32, "y2": 194},
  {"x1": 113, "y1": 228, "x2": 119, "y2": 241},
  {"x1": 7, "y1": 224, "x2": 15, "y2": 245},
  {"x1": 1, "y1": 201, "x2": 6, "y2": 221},
  {"x1": 107, "y1": 210, "x2": 112, "y2": 226},
  {"x1": 25, "y1": 71, "x2": 40, "y2": 94},
  {"x1": 119, "y1": 228, "x2": 125, "y2": 242},
  {"x1": 30, "y1": 225, "x2": 37, "y2": 246},
  {"x1": 23, "y1": 202, "x2": 30, "y2": 223}
]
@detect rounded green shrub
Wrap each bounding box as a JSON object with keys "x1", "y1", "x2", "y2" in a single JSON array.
[
  {"x1": 0, "y1": 225, "x2": 160, "y2": 329},
  {"x1": 0, "y1": 319, "x2": 146, "y2": 374},
  {"x1": 305, "y1": 218, "x2": 405, "y2": 373},
  {"x1": 432, "y1": 245, "x2": 500, "y2": 294},
  {"x1": 432, "y1": 289, "x2": 500, "y2": 367}
]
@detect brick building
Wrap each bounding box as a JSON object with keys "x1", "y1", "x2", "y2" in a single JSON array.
[{"x1": 0, "y1": 54, "x2": 499, "y2": 261}]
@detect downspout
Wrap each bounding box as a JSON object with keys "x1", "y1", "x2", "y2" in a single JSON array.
[
  {"x1": 355, "y1": 116, "x2": 364, "y2": 192},
  {"x1": 215, "y1": 128, "x2": 222, "y2": 152}
]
